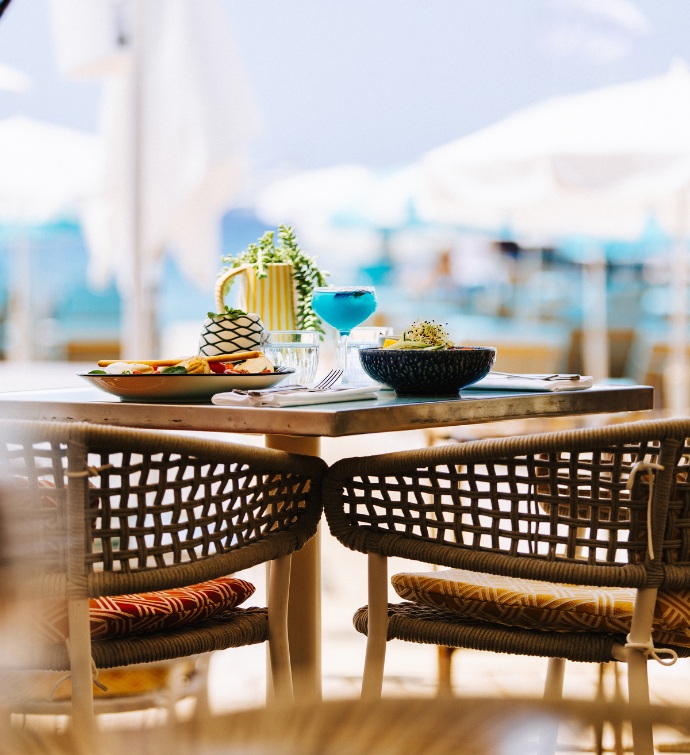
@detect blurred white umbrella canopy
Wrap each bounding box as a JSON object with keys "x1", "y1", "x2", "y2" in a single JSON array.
[
  {"x1": 256, "y1": 163, "x2": 448, "y2": 272},
  {"x1": 0, "y1": 115, "x2": 101, "y2": 360},
  {"x1": 0, "y1": 116, "x2": 100, "y2": 222},
  {"x1": 256, "y1": 164, "x2": 387, "y2": 271},
  {"x1": 421, "y1": 60, "x2": 690, "y2": 412},
  {"x1": 0, "y1": 60, "x2": 31, "y2": 93},
  {"x1": 52, "y1": 0, "x2": 261, "y2": 358},
  {"x1": 257, "y1": 164, "x2": 376, "y2": 228},
  {"x1": 422, "y1": 60, "x2": 690, "y2": 240}
]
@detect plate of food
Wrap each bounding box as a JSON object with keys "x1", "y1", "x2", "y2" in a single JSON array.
[{"x1": 79, "y1": 351, "x2": 294, "y2": 402}]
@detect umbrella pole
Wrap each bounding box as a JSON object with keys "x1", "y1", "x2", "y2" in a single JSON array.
[
  {"x1": 120, "y1": 0, "x2": 157, "y2": 360},
  {"x1": 581, "y1": 245, "x2": 609, "y2": 384},
  {"x1": 6, "y1": 229, "x2": 33, "y2": 361},
  {"x1": 666, "y1": 188, "x2": 689, "y2": 416}
]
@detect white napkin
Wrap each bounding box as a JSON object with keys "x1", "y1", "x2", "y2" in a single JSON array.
[
  {"x1": 211, "y1": 386, "x2": 379, "y2": 407},
  {"x1": 469, "y1": 374, "x2": 594, "y2": 392}
]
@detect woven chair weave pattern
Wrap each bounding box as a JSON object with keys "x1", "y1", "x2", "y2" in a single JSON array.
[
  {"x1": 1, "y1": 422, "x2": 325, "y2": 598},
  {"x1": 339, "y1": 447, "x2": 655, "y2": 563},
  {"x1": 324, "y1": 419, "x2": 690, "y2": 590},
  {"x1": 86, "y1": 450, "x2": 310, "y2": 571}
]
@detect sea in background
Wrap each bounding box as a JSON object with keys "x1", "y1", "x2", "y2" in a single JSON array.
[{"x1": 0, "y1": 208, "x2": 272, "y2": 360}]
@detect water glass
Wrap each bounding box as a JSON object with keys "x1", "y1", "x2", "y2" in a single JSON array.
[
  {"x1": 343, "y1": 326, "x2": 394, "y2": 386},
  {"x1": 263, "y1": 330, "x2": 320, "y2": 386}
]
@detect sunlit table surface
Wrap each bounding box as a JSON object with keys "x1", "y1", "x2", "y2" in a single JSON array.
[
  {"x1": 0, "y1": 382, "x2": 654, "y2": 699},
  {"x1": 0, "y1": 382, "x2": 654, "y2": 436}
]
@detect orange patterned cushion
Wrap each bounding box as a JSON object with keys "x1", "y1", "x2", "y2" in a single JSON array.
[
  {"x1": 40, "y1": 576, "x2": 255, "y2": 643},
  {"x1": 391, "y1": 569, "x2": 690, "y2": 648}
]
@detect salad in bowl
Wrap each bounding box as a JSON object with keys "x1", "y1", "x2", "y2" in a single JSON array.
[{"x1": 359, "y1": 320, "x2": 496, "y2": 396}]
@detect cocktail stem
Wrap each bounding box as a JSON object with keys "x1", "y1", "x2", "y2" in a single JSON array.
[{"x1": 337, "y1": 333, "x2": 350, "y2": 375}]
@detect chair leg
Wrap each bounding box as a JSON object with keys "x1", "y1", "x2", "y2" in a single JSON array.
[
  {"x1": 627, "y1": 648, "x2": 653, "y2": 755},
  {"x1": 436, "y1": 646, "x2": 455, "y2": 698},
  {"x1": 543, "y1": 657, "x2": 565, "y2": 702},
  {"x1": 361, "y1": 553, "x2": 388, "y2": 701},
  {"x1": 68, "y1": 598, "x2": 96, "y2": 741},
  {"x1": 267, "y1": 554, "x2": 294, "y2": 704},
  {"x1": 538, "y1": 658, "x2": 565, "y2": 755},
  {"x1": 625, "y1": 587, "x2": 657, "y2": 755}
]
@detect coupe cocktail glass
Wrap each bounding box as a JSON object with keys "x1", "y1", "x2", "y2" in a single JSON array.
[{"x1": 310, "y1": 286, "x2": 378, "y2": 381}]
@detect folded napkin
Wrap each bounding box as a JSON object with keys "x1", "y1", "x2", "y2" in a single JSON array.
[
  {"x1": 469, "y1": 373, "x2": 594, "y2": 392},
  {"x1": 212, "y1": 386, "x2": 379, "y2": 407}
]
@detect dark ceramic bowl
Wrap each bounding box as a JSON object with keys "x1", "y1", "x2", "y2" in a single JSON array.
[{"x1": 359, "y1": 346, "x2": 496, "y2": 396}]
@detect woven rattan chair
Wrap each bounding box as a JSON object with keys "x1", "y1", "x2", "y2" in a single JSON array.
[
  {"x1": 0, "y1": 420, "x2": 326, "y2": 736},
  {"x1": 323, "y1": 417, "x2": 690, "y2": 755}
]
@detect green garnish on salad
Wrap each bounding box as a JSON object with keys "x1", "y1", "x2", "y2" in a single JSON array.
[
  {"x1": 384, "y1": 320, "x2": 454, "y2": 350},
  {"x1": 160, "y1": 365, "x2": 188, "y2": 374}
]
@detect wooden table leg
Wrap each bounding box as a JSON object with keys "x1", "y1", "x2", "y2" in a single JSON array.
[{"x1": 265, "y1": 434, "x2": 321, "y2": 701}]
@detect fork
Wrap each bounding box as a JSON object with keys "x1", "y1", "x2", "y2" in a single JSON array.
[
  {"x1": 489, "y1": 371, "x2": 582, "y2": 381},
  {"x1": 309, "y1": 368, "x2": 343, "y2": 391},
  {"x1": 236, "y1": 369, "x2": 344, "y2": 397}
]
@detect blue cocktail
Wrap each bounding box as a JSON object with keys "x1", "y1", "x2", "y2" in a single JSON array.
[
  {"x1": 311, "y1": 286, "x2": 377, "y2": 379},
  {"x1": 311, "y1": 287, "x2": 377, "y2": 335}
]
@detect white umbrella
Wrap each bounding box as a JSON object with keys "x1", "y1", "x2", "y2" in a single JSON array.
[
  {"x1": 256, "y1": 164, "x2": 376, "y2": 228},
  {"x1": 0, "y1": 116, "x2": 101, "y2": 361},
  {"x1": 421, "y1": 61, "x2": 690, "y2": 410},
  {"x1": 422, "y1": 60, "x2": 690, "y2": 240},
  {"x1": 255, "y1": 164, "x2": 386, "y2": 271},
  {"x1": 256, "y1": 163, "x2": 447, "y2": 273},
  {"x1": 0, "y1": 116, "x2": 100, "y2": 222},
  {"x1": 0, "y1": 60, "x2": 31, "y2": 93},
  {"x1": 62, "y1": 0, "x2": 261, "y2": 358}
]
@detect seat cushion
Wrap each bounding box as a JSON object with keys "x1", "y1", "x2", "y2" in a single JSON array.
[
  {"x1": 17, "y1": 660, "x2": 197, "y2": 701},
  {"x1": 391, "y1": 569, "x2": 690, "y2": 648},
  {"x1": 41, "y1": 576, "x2": 255, "y2": 642}
]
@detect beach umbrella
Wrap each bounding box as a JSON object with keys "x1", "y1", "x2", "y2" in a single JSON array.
[
  {"x1": 255, "y1": 164, "x2": 388, "y2": 272},
  {"x1": 55, "y1": 0, "x2": 261, "y2": 358},
  {"x1": 257, "y1": 163, "x2": 449, "y2": 276},
  {"x1": 256, "y1": 164, "x2": 376, "y2": 228},
  {"x1": 0, "y1": 116, "x2": 100, "y2": 223},
  {"x1": 422, "y1": 60, "x2": 690, "y2": 240},
  {"x1": 0, "y1": 60, "x2": 31, "y2": 93},
  {"x1": 421, "y1": 61, "x2": 690, "y2": 409}
]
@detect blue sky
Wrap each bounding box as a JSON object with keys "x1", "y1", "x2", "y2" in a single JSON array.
[{"x1": 1, "y1": 0, "x2": 689, "y2": 176}]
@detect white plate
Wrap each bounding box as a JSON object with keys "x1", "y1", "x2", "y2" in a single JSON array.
[{"x1": 79, "y1": 369, "x2": 294, "y2": 402}]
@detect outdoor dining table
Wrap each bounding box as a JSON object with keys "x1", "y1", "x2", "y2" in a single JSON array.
[{"x1": 0, "y1": 382, "x2": 653, "y2": 699}]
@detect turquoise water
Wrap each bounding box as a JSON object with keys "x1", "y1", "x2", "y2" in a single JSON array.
[
  {"x1": 0, "y1": 209, "x2": 267, "y2": 357},
  {"x1": 311, "y1": 288, "x2": 377, "y2": 334}
]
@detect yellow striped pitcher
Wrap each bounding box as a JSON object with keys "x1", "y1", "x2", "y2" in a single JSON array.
[{"x1": 214, "y1": 263, "x2": 296, "y2": 330}]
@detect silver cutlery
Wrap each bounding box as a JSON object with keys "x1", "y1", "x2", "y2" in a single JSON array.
[
  {"x1": 233, "y1": 368, "x2": 344, "y2": 397},
  {"x1": 489, "y1": 372, "x2": 582, "y2": 381}
]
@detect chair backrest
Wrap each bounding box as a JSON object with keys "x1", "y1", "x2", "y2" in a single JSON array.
[
  {"x1": 0, "y1": 420, "x2": 326, "y2": 599},
  {"x1": 323, "y1": 418, "x2": 690, "y2": 590}
]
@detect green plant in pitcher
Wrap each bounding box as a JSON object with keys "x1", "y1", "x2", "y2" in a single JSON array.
[{"x1": 220, "y1": 225, "x2": 329, "y2": 334}]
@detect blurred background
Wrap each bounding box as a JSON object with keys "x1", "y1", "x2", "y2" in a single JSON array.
[{"x1": 1, "y1": 0, "x2": 690, "y2": 409}]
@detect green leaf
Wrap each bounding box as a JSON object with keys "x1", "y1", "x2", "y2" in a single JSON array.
[
  {"x1": 88, "y1": 369, "x2": 108, "y2": 374},
  {"x1": 160, "y1": 365, "x2": 188, "y2": 374},
  {"x1": 219, "y1": 224, "x2": 330, "y2": 337},
  {"x1": 207, "y1": 307, "x2": 248, "y2": 320}
]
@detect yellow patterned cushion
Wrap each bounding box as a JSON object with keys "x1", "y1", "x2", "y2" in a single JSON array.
[
  {"x1": 391, "y1": 569, "x2": 690, "y2": 648},
  {"x1": 17, "y1": 661, "x2": 196, "y2": 701}
]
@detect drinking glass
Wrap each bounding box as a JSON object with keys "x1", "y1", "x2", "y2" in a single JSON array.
[
  {"x1": 310, "y1": 286, "x2": 378, "y2": 379},
  {"x1": 263, "y1": 330, "x2": 320, "y2": 386},
  {"x1": 343, "y1": 326, "x2": 394, "y2": 386}
]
